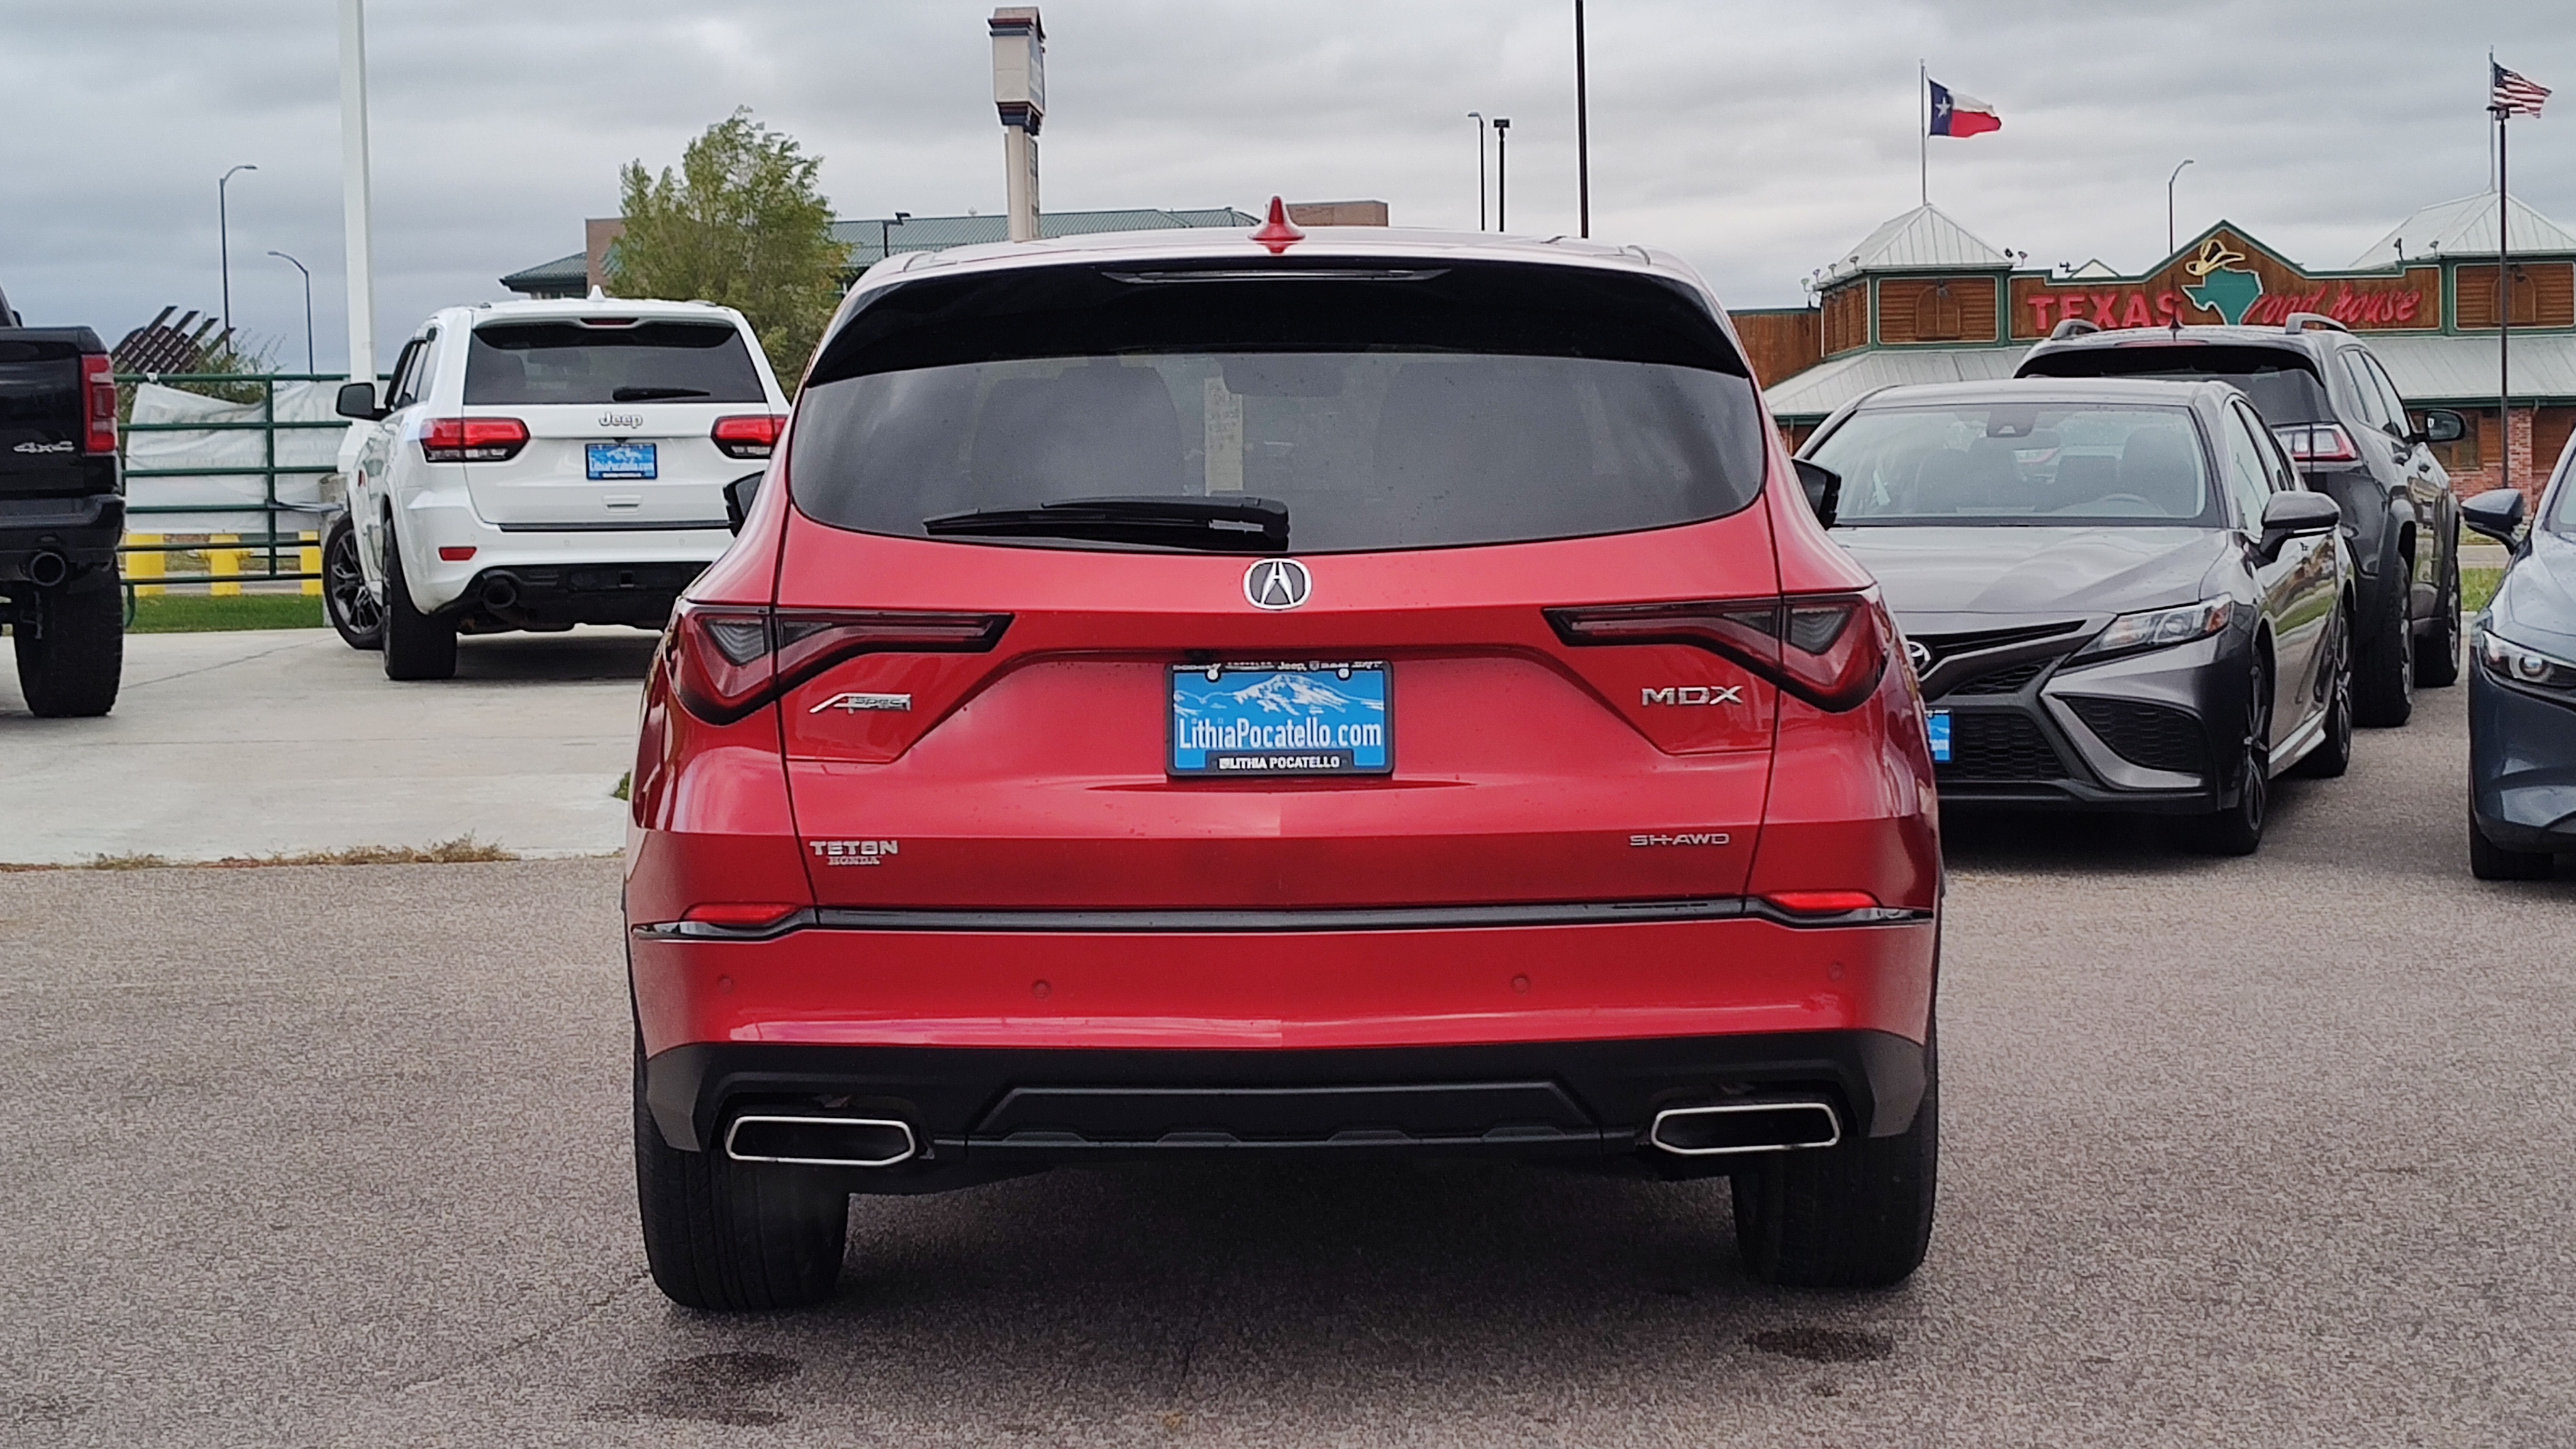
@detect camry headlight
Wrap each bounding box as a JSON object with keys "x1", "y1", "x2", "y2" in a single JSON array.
[
  {"x1": 2478, "y1": 626, "x2": 2576, "y2": 697},
  {"x1": 2070, "y1": 598, "x2": 2234, "y2": 664}
]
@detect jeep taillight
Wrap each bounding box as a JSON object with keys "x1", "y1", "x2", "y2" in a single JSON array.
[
  {"x1": 669, "y1": 601, "x2": 1012, "y2": 725},
  {"x1": 82, "y1": 354, "x2": 117, "y2": 455},
  {"x1": 421, "y1": 416, "x2": 529, "y2": 462},
  {"x1": 2273, "y1": 423, "x2": 2358, "y2": 464},
  {"x1": 1547, "y1": 591, "x2": 1891, "y2": 712},
  {"x1": 712, "y1": 414, "x2": 786, "y2": 458}
]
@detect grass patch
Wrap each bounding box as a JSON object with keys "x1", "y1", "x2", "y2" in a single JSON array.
[
  {"x1": 0, "y1": 836, "x2": 516, "y2": 872},
  {"x1": 128, "y1": 592, "x2": 325, "y2": 633},
  {"x1": 2465, "y1": 567, "x2": 2505, "y2": 616},
  {"x1": 613, "y1": 770, "x2": 631, "y2": 801}
]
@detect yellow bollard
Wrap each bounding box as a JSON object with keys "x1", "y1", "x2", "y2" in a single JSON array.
[
  {"x1": 299, "y1": 531, "x2": 322, "y2": 597},
  {"x1": 125, "y1": 533, "x2": 166, "y2": 597},
  {"x1": 209, "y1": 533, "x2": 242, "y2": 597}
]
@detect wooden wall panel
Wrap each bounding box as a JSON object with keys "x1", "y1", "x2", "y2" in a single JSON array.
[
  {"x1": 1874, "y1": 277, "x2": 1999, "y2": 345},
  {"x1": 2454, "y1": 263, "x2": 2575, "y2": 330},
  {"x1": 1728, "y1": 309, "x2": 1822, "y2": 389},
  {"x1": 2538, "y1": 407, "x2": 2576, "y2": 480},
  {"x1": 1821, "y1": 284, "x2": 1869, "y2": 356}
]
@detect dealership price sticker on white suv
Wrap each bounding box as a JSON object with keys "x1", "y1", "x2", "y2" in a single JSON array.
[{"x1": 331, "y1": 297, "x2": 790, "y2": 679}]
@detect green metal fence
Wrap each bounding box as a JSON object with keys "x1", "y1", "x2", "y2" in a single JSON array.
[{"x1": 114, "y1": 370, "x2": 376, "y2": 607}]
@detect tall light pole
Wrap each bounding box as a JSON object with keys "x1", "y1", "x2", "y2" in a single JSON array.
[
  {"x1": 1493, "y1": 116, "x2": 1511, "y2": 231},
  {"x1": 2166, "y1": 158, "x2": 2194, "y2": 258},
  {"x1": 268, "y1": 251, "x2": 314, "y2": 373},
  {"x1": 878, "y1": 211, "x2": 911, "y2": 264},
  {"x1": 1574, "y1": 0, "x2": 1591, "y2": 238},
  {"x1": 1467, "y1": 112, "x2": 1486, "y2": 229},
  {"x1": 340, "y1": 0, "x2": 378, "y2": 387},
  {"x1": 218, "y1": 164, "x2": 257, "y2": 350}
]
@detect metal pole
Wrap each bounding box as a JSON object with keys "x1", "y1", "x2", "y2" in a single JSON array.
[
  {"x1": 268, "y1": 252, "x2": 313, "y2": 372},
  {"x1": 1919, "y1": 61, "x2": 1927, "y2": 208},
  {"x1": 218, "y1": 164, "x2": 256, "y2": 349},
  {"x1": 1574, "y1": 0, "x2": 1590, "y2": 238},
  {"x1": 1494, "y1": 117, "x2": 1511, "y2": 231},
  {"x1": 2166, "y1": 159, "x2": 2193, "y2": 258},
  {"x1": 1468, "y1": 112, "x2": 1485, "y2": 230},
  {"x1": 339, "y1": 0, "x2": 377, "y2": 389},
  {"x1": 2497, "y1": 103, "x2": 2512, "y2": 491}
]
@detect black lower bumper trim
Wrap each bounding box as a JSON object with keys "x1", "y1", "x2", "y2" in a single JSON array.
[{"x1": 643, "y1": 1031, "x2": 1930, "y2": 1192}]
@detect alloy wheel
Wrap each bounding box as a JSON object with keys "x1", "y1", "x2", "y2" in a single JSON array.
[{"x1": 323, "y1": 522, "x2": 384, "y2": 650}]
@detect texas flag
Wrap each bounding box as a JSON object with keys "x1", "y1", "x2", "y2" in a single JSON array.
[{"x1": 1929, "y1": 79, "x2": 2002, "y2": 137}]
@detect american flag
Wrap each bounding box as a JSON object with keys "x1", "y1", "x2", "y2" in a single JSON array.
[{"x1": 2492, "y1": 63, "x2": 2550, "y2": 118}]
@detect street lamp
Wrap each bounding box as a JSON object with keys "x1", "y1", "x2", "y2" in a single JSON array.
[
  {"x1": 218, "y1": 163, "x2": 258, "y2": 350},
  {"x1": 268, "y1": 250, "x2": 314, "y2": 373},
  {"x1": 2166, "y1": 158, "x2": 2194, "y2": 258},
  {"x1": 878, "y1": 211, "x2": 911, "y2": 264},
  {"x1": 1574, "y1": 0, "x2": 1590, "y2": 238},
  {"x1": 1468, "y1": 111, "x2": 1485, "y2": 230},
  {"x1": 1492, "y1": 117, "x2": 1511, "y2": 231}
]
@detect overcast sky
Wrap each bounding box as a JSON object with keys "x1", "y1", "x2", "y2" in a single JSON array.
[{"x1": 4, "y1": 0, "x2": 2571, "y2": 372}]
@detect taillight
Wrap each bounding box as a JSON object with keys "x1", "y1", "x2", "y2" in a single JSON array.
[
  {"x1": 2273, "y1": 423, "x2": 2358, "y2": 464},
  {"x1": 421, "y1": 416, "x2": 529, "y2": 462},
  {"x1": 1765, "y1": 890, "x2": 1881, "y2": 915},
  {"x1": 669, "y1": 601, "x2": 1012, "y2": 724},
  {"x1": 681, "y1": 902, "x2": 804, "y2": 930},
  {"x1": 82, "y1": 354, "x2": 117, "y2": 455},
  {"x1": 1546, "y1": 591, "x2": 1891, "y2": 712},
  {"x1": 712, "y1": 414, "x2": 786, "y2": 459}
]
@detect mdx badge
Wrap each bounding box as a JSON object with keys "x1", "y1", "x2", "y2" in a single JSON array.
[
  {"x1": 811, "y1": 692, "x2": 913, "y2": 714},
  {"x1": 1640, "y1": 685, "x2": 1744, "y2": 706},
  {"x1": 1244, "y1": 558, "x2": 1312, "y2": 610}
]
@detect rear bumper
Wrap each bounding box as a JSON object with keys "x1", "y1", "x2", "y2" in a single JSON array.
[
  {"x1": 629, "y1": 909, "x2": 1939, "y2": 1179},
  {"x1": 0, "y1": 492, "x2": 123, "y2": 582},
  {"x1": 641, "y1": 1031, "x2": 1931, "y2": 1187}
]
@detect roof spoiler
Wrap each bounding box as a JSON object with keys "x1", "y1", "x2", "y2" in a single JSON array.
[
  {"x1": 2047, "y1": 317, "x2": 2102, "y2": 341},
  {"x1": 2282, "y1": 312, "x2": 2348, "y2": 335}
]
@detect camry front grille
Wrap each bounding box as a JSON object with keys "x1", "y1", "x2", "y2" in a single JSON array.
[
  {"x1": 1938, "y1": 711, "x2": 2067, "y2": 780},
  {"x1": 2067, "y1": 697, "x2": 2207, "y2": 776},
  {"x1": 1943, "y1": 657, "x2": 2054, "y2": 697}
]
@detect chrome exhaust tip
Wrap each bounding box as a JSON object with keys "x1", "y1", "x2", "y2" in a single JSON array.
[
  {"x1": 723, "y1": 1114, "x2": 918, "y2": 1169},
  {"x1": 1648, "y1": 1099, "x2": 1842, "y2": 1157}
]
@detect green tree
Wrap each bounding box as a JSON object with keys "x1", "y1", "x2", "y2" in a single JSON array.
[{"x1": 608, "y1": 109, "x2": 851, "y2": 391}]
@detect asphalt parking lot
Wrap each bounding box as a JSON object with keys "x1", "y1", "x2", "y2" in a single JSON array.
[{"x1": 2, "y1": 669, "x2": 2570, "y2": 1447}]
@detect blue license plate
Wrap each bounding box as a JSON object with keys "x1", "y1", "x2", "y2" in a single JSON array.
[
  {"x1": 587, "y1": 441, "x2": 657, "y2": 479},
  {"x1": 1169, "y1": 661, "x2": 1392, "y2": 776},
  {"x1": 1926, "y1": 709, "x2": 1952, "y2": 763}
]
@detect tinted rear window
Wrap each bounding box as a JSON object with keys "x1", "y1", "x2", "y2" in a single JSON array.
[
  {"x1": 2019, "y1": 343, "x2": 2332, "y2": 425},
  {"x1": 0, "y1": 341, "x2": 80, "y2": 455},
  {"x1": 464, "y1": 321, "x2": 766, "y2": 406},
  {"x1": 1807, "y1": 403, "x2": 2219, "y2": 526},
  {"x1": 786, "y1": 261, "x2": 1768, "y2": 553}
]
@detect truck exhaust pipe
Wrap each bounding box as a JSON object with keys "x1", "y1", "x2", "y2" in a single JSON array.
[
  {"x1": 1648, "y1": 1098, "x2": 1842, "y2": 1156},
  {"x1": 723, "y1": 1114, "x2": 918, "y2": 1169},
  {"x1": 477, "y1": 575, "x2": 519, "y2": 611},
  {"x1": 26, "y1": 550, "x2": 69, "y2": 588}
]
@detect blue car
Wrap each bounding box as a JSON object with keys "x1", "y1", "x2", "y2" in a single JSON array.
[{"x1": 2464, "y1": 448, "x2": 2576, "y2": 879}]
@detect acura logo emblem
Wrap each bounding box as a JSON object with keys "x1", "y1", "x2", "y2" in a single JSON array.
[{"x1": 1244, "y1": 558, "x2": 1312, "y2": 610}]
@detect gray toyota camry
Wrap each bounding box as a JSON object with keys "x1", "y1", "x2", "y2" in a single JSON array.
[
  {"x1": 1797, "y1": 377, "x2": 2351, "y2": 854},
  {"x1": 2462, "y1": 443, "x2": 2576, "y2": 879}
]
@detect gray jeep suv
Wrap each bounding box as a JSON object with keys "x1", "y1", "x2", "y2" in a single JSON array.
[{"x1": 2018, "y1": 318, "x2": 2464, "y2": 726}]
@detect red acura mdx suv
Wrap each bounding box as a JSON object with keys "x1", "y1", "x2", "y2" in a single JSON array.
[{"x1": 625, "y1": 212, "x2": 1943, "y2": 1308}]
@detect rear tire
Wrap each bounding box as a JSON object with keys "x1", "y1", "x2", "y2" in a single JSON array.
[
  {"x1": 2188, "y1": 655, "x2": 2271, "y2": 855},
  {"x1": 2415, "y1": 556, "x2": 2462, "y2": 688},
  {"x1": 2290, "y1": 604, "x2": 2353, "y2": 779},
  {"x1": 12, "y1": 567, "x2": 123, "y2": 718},
  {"x1": 379, "y1": 528, "x2": 456, "y2": 680},
  {"x1": 322, "y1": 518, "x2": 383, "y2": 651},
  {"x1": 634, "y1": 1038, "x2": 850, "y2": 1311},
  {"x1": 1731, "y1": 1041, "x2": 1937, "y2": 1289},
  {"x1": 2469, "y1": 814, "x2": 2554, "y2": 880},
  {"x1": 2352, "y1": 573, "x2": 2414, "y2": 727}
]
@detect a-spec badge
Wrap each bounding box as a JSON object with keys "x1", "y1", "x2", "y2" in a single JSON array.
[
  {"x1": 1244, "y1": 558, "x2": 1312, "y2": 610},
  {"x1": 809, "y1": 839, "x2": 899, "y2": 867},
  {"x1": 810, "y1": 692, "x2": 913, "y2": 714}
]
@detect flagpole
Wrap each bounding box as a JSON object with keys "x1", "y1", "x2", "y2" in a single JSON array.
[
  {"x1": 1919, "y1": 61, "x2": 1928, "y2": 207},
  {"x1": 2497, "y1": 82, "x2": 2512, "y2": 492}
]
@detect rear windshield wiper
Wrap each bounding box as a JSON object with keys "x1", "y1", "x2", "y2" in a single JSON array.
[
  {"x1": 611, "y1": 386, "x2": 710, "y2": 401},
  {"x1": 923, "y1": 496, "x2": 1289, "y2": 552}
]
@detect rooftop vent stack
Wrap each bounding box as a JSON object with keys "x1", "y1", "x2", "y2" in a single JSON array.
[{"x1": 990, "y1": 8, "x2": 1045, "y2": 243}]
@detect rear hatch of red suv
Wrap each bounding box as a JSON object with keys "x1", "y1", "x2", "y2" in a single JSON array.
[{"x1": 738, "y1": 255, "x2": 1821, "y2": 913}]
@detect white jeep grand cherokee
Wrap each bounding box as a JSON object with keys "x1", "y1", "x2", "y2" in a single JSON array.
[{"x1": 329, "y1": 297, "x2": 790, "y2": 679}]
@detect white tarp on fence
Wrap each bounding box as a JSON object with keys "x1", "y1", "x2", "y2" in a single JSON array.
[{"x1": 124, "y1": 381, "x2": 349, "y2": 535}]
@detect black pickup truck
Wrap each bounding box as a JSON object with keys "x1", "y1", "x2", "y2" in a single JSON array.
[{"x1": 0, "y1": 282, "x2": 123, "y2": 716}]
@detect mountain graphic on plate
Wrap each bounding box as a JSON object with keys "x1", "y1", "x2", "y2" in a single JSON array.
[
  {"x1": 1218, "y1": 673, "x2": 1379, "y2": 715},
  {"x1": 2180, "y1": 238, "x2": 2264, "y2": 325}
]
